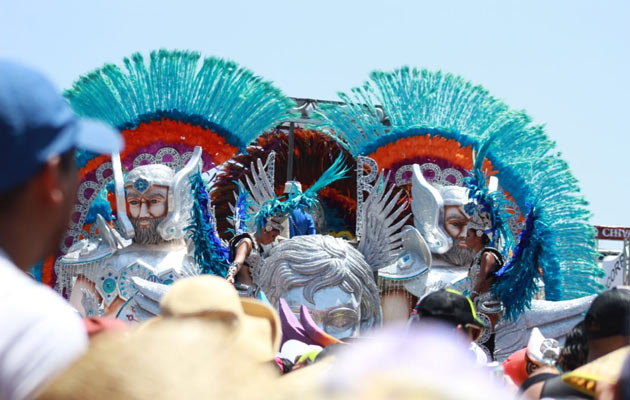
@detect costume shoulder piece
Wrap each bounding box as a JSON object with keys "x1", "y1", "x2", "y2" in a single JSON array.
[{"x1": 316, "y1": 67, "x2": 603, "y2": 303}]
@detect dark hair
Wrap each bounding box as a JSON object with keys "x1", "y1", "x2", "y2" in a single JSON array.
[
  {"x1": 558, "y1": 321, "x2": 588, "y2": 372},
  {"x1": 585, "y1": 287, "x2": 630, "y2": 340},
  {"x1": 0, "y1": 148, "x2": 76, "y2": 214}
]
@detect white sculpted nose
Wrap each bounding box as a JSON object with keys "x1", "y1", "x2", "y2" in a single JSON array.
[{"x1": 139, "y1": 201, "x2": 150, "y2": 218}]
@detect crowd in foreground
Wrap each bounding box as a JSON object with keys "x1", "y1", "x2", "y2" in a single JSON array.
[{"x1": 1, "y1": 59, "x2": 630, "y2": 400}]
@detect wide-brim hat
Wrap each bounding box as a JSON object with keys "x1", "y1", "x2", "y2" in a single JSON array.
[
  {"x1": 140, "y1": 275, "x2": 281, "y2": 362},
  {"x1": 562, "y1": 345, "x2": 630, "y2": 396},
  {"x1": 36, "y1": 322, "x2": 280, "y2": 400}
]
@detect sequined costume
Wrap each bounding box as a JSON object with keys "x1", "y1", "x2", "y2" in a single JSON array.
[{"x1": 468, "y1": 247, "x2": 504, "y2": 359}]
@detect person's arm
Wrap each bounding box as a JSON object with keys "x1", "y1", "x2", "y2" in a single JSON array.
[
  {"x1": 226, "y1": 237, "x2": 252, "y2": 284},
  {"x1": 471, "y1": 252, "x2": 497, "y2": 298}
]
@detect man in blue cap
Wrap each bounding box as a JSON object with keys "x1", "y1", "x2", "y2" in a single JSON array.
[{"x1": 0, "y1": 60, "x2": 122, "y2": 400}]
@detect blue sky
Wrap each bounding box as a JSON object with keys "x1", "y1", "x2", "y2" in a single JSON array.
[{"x1": 2, "y1": 0, "x2": 628, "y2": 248}]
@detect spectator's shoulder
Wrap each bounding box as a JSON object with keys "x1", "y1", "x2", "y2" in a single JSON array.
[{"x1": 0, "y1": 261, "x2": 87, "y2": 400}]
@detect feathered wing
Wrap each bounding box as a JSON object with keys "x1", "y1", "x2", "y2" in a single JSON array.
[
  {"x1": 240, "y1": 151, "x2": 277, "y2": 231},
  {"x1": 357, "y1": 171, "x2": 410, "y2": 271},
  {"x1": 241, "y1": 152, "x2": 350, "y2": 233},
  {"x1": 228, "y1": 183, "x2": 253, "y2": 236},
  {"x1": 410, "y1": 164, "x2": 452, "y2": 254},
  {"x1": 317, "y1": 67, "x2": 603, "y2": 301},
  {"x1": 210, "y1": 129, "x2": 356, "y2": 239}
]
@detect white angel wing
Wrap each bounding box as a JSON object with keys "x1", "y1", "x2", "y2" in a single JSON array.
[
  {"x1": 157, "y1": 146, "x2": 203, "y2": 241},
  {"x1": 237, "y1": 151, "x2": 276, "y2": 231},
  {"x1": 357, "y1": 171, "x2": 410, "y2": 271},
  {"x1": 410, "y1": 164, "x2": 452, "y2": 254},
  {"x1": 243, "y1": 152, "x2": 276, "y2": 208}
]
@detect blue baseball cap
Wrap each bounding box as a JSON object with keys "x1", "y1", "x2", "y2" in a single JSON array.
[{"x1": 0, "y1": 60, "x2": 123, "y2": 192}]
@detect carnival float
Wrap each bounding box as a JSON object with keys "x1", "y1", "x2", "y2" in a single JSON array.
[{"x1": 37, "y1": 49, "x2": 604, "y2": 361}]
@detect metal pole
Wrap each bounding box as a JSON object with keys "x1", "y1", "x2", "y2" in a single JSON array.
[
  {"x1": 287, "y1": 122, "x2": 295, "y2": 181},
  {"x1": 624, "y1": 237, "x2": 630, "y2": 285}
]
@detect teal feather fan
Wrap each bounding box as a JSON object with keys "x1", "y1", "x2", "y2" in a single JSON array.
[
  {"x1": 65, "y1": 49, "x2": 296, "y2": 165},
  {"x1": 317, "y1": 67, "x2": 603, "y2": 302}
]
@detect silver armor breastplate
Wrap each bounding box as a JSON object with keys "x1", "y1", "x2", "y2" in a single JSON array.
[{"x1": 60, "y1": 239, "x2": 197, "y2": 307}]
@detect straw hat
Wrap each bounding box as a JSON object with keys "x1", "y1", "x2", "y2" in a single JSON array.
[
  {"x1": 145, "y1": 275, "x2": 281, "y2": 362},
  {"x1": 36, "y1": 326, "x2": 279, "y2": 400},
  {"x1": 562, "y1": 345, "x2": 630, "y2": 396},
  {"x1": 37, "y1": 276, "x2": 282, "y2": 400}
]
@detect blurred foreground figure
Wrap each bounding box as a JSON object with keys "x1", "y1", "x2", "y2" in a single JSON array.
[
  {"x1": 278, "y1": 326, "x2": 514, "y2": 400},
  {"x1": 0, "y1": 60, "x2": 122, "y2": 399},
  {"x1": 37, "y1": 276, "x2": 281, "y2": 399}
]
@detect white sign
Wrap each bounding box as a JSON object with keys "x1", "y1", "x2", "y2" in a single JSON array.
[{"x1": 601, "y1": 252, "x2": 626, "y2": 288}]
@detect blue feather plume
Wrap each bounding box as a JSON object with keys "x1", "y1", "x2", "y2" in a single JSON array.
[
  {"x1": 228, "y1": 182, "x2": 253, "y2": 236},
  {"x1": 185, "y1": 172, "x2": 230, "y2": 277},
  {"x1": 465, "y1": 145, "x2": 515, "y2": 257},
  {"x1": 84, "y1": 189, "x2": 113, "y2": 224},
  {"x1": 492, "y1": 206, "x2": 543, "y2": 320}
]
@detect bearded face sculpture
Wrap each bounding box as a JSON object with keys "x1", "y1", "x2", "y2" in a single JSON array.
[
  {"x1": 124, "y1": 165, "x2": 174, "y2": 245},
  {"x1": 434, "y1": 185, "x2": 474, "y2": 267},
  {"x1": 411, "y1": 164, "x2": 473, "y2": 268}
]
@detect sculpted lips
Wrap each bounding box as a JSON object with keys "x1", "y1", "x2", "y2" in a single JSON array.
[{"x1": 136, "y1": 218, "x2": 152, "y2": 229}]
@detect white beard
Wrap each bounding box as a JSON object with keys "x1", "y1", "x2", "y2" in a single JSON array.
[
  {"x1": 433, "y1": 238, "x2": 474, "y2": 267},
  {"x1": 130, "y1": 216, "x2": 167, "y2": 245}
]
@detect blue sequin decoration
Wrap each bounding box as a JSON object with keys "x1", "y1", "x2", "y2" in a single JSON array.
[{"x1": 133, "y1": 178, "x2": 149, "y2": 193}]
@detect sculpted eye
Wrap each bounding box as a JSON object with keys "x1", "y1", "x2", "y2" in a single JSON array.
[
  {"x1": 324, "y1": 308, "x2": 359, "y2": 330},
  {"x1": 128, "y1": 200, "x2": 139, "y2": 205}
]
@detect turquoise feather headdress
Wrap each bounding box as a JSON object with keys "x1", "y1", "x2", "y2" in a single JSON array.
[
  {"x1": 65, "y1": 49, "x2": 296, "y2": 166},
  {"x1": 317, "y1": 67, "x2": 603, "y2": 301},
  {"x1": 61, "y1": 49, "x2": 296, "y2": 261}
]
